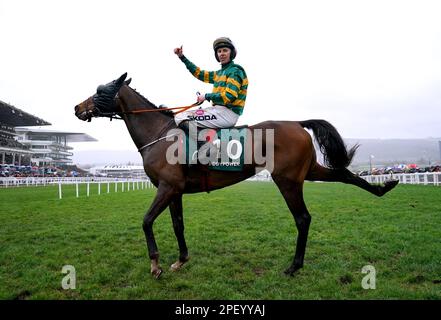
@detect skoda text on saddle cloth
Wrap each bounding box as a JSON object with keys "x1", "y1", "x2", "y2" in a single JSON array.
[{"x1": 164, "y1": 124, "x2": 274, "y2": 174}]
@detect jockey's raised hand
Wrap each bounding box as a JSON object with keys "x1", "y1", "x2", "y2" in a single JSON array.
[{"x1": 174, "y1": 45, "x2": 183, "y2": 58}]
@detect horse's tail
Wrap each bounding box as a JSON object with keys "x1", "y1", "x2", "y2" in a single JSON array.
[{"x1": 299, "y1": 119, "x2": 359, "y2": 169}]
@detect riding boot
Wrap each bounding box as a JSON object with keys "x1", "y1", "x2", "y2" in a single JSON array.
[
  {"x1": 178, "y1": 120, "x2": 190, "y2": 135},
  {"x1": 179, "y1": 120, "x2": 202, "y2": 145},
  {"x1": 178, "y1": 120, "x2": 198, "y2": 166}
]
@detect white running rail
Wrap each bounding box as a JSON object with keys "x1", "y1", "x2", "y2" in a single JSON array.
[
  {"x1": 0, "y1": 177, "x2": 155, "y2": 199},
  {"x1": 361, "y1": 172, "x2": 441, "y2": 186}
]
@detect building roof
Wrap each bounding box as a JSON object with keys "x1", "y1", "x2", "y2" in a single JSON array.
[
  {"x1": 0, "y1": 100, "x2": 51, "y2": 127},
  {"x1": 14, "y1": 127, "x2": 97, "y2": 143}
]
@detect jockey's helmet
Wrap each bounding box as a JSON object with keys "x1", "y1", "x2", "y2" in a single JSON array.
[{"x1": 213, "y1": 37, "x2": 236, "y2": 62}]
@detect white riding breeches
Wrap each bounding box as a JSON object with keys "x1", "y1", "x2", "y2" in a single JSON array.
[{"x1": 174, "y1": 105, "x2": 239, "y2": 129}]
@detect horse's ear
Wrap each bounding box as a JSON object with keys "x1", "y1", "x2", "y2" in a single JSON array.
[
  {"x1": 125, "y1": 78, "x2": 132, "y2": 86},
  {"x1": 115, "y1": 72, "x2": 128, "y2": 86}
]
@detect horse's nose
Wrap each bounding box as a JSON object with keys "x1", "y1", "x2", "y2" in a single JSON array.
[{"x1": 74, "y1": 105, "x2": 86, "y2": 120}]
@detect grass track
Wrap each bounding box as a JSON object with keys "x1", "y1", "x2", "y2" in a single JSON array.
[{"x1": 1, "y1": 181, "x2": 440, "y2": 299}]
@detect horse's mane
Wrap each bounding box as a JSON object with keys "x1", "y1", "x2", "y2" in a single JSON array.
[{"x1": 128, "y1": 86, "x2": 174, "y2": 117}]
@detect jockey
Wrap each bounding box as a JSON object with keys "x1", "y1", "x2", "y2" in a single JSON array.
[{"x1": 174, "y1": 37, "x2": 248, "y2": 129}]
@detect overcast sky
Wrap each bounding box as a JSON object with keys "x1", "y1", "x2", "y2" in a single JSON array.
[{"x1": 1, "y1": 0, "x2": 440, "y2": 152}]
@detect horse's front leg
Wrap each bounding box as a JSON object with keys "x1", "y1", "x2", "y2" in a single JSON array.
[
  {"x1": 142, "y1": 182, "x2": 177, "y2": 279},
  {"x1": 169, "y1": 194, "x2": 190, "y2": 272}
]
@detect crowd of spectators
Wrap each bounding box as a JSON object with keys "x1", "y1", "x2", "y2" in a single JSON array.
[
  {"x1": 0, "y1": 164, "x2": 84, "y2": 178},
  {"x1": 0, "y1": 137, "x2": 26, "y2": 149},
  {"x1": 358, "y1": 164, "x2": 441, "y2": 176}
]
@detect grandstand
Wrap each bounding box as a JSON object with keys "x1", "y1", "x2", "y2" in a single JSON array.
[
  {"x1": 14, "y1": 127, "x2": 96, "y2": 166},
  {"x1": 1, "y1": 100, "x2": 96, "y2": 167},
  {"x1": 1, "y1": 100, "x2": 51, "y2": 166}
]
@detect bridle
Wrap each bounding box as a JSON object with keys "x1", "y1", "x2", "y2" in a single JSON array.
[
  {"x1": 94, "y1": 96, "x2": 202, "y2": 120},
  {"x1": 91, "y1": 95, "x2": 203, "y2": 152}
]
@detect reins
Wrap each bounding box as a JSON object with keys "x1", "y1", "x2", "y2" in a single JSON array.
[
  {"x1": 99, "y1": 102, "x2": 202, "y2": 120},
  {"x1": 98, "y1": 100, "x2": 202, "y2": 120},
  {"x1": 96, "y1": 93, "x2": 202, "y2": 150},
  {"x1": 123, "y1": 101, "x2": 202, "y2": 115},
  {"x1": 116, "y1": 91, "x2": 203, "y2": 116},
  {"x1": 112, "y1": 97, "x2": 200, "y2": 152}
]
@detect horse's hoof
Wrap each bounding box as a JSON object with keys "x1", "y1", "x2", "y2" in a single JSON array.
[
  {"x1": 386, "y1": 179, "x2": 399, "y2": 189},
  {"x1": 170, "y1": 257, "x2": 190, "y2": 272},
  {"x1": 170, "y1": 262, "x2": 182, "y2": 272},
  {"x1": 151, "y1": 268, "x2": 163, "y2": 279},
  {"x1": 381, "y1": 179, "x2": 399, "y2": 196},
  {"x1": 284, "y1": 265, "x2": 302, "y2": 276}
]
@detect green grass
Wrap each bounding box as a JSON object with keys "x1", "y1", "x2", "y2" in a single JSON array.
[{"x1": 1, "y1": 181, "x2": 440, "y2": 300}]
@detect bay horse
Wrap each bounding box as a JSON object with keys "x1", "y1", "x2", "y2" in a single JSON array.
[{"x1": 74, "y1": 73, "x2": 398, "y2": 279}]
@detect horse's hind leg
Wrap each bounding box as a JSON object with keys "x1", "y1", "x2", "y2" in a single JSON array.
[
  {"x1": 169, "y1": 194, "x2": 190, "y2": 272},
  {"x1": 307, "y1": 164, "x2": 398, "y2": 197},
  {"x1": 272, "y1": 175, "x2": 311, "y2": 275}
]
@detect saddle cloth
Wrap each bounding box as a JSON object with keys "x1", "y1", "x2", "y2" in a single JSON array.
[{"x1": 184, "y1": 126, "x2": 248, "y2": 171}]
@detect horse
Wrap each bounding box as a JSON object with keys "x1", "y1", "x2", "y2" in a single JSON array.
[{"x1": 74, "y1": 73, "x2": 398, "y2": 279}]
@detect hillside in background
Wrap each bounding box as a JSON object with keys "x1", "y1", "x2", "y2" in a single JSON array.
[{"x1": 345, "y1": 138, "x2": 441, "y2": 168}]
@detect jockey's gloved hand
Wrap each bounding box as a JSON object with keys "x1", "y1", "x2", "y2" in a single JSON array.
[{"x1": 197, "y1": 94, "x2": 206, "y2": 104}]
